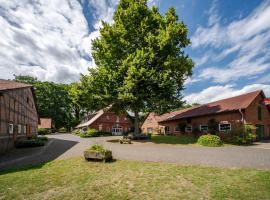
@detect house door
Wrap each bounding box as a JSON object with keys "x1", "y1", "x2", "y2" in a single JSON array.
[
  {"x1": 112, "y1": 125, "x2": 123, "y2": 136},
  {"x1": 256, "y1": 125, "x2": 264, "y2": 140}
]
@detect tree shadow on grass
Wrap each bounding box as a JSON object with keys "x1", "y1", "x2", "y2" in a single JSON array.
[{"x1": 0, "y1": 138, "x2": 78, "y2": 174}]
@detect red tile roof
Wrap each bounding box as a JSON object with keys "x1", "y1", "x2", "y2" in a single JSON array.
[
  {"x1": 0, "y1": 79, "x2": 32, "y2": 91},
  {"x1": 160, "y1": 90, "x2": 263, "y2": 122},
  {"x1": 38, "y1": 118, "x2": 52, "y2": 129}
]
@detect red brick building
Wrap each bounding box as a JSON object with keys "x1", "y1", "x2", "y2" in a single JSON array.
[
  {"x1": 0, "y1": 80, "x2": 39, "y2": 153},
  {"x1": 75, "y1": 108, "x2": 131, "y2": 135},
  {"x1": 142, "y1": 90, "x2": 270, "y2": 139}
]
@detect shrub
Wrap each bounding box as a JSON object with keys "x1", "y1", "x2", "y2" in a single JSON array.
[
  {"x1": 58, "y1": 127, "x2": 67, "y2": 133},
  {"x1": 37, "y1": 136, "x2": 48, "y2": 141},
  {"x1": 72, "y1": 129, "x2": 83, "y2": 136},
  {"x1": 223, "y1": 124, "x2": 256, "y2": 145},
  {"x1": 79, "y1": 129, "x2": 112, "y2": 138},
  {"x1": 38, "y1": 128, "x2": 49, "y2": 135},
  {"x1": 15, "y1": 138, "x2": 45, "y2": 148},
  {"x1": 207, "y1": 118, "x2": 218, "y2": 134},
  {"x1": 80, "y1": 128, "x2": 99, "y2": 138},
  {"x1": 197, "y1": 134, "x2": 223, "y2": 147}
]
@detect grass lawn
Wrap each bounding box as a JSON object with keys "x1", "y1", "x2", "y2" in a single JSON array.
[
  {"x1": 0, "y1": 158, "x2": 270, "y2": 200},
  {"x1": 150, "y1": 135, "x2": 198, "y2": 145}
]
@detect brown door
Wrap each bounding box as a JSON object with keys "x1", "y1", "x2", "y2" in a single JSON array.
[{"x1": 27, "y1": 125, "x2": 32, "y2": 137}]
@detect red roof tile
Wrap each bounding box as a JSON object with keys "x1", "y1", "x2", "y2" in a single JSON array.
[
  {"x1": 161, "y1": 90, "x2": 263, "y2": 122},
  {"x1": 0, "y1": 79, "x2": 32, "y2": 91}
]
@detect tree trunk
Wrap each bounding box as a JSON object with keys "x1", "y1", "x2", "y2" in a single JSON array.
[{"x1": 134, "y1": 110, "x2": 139, "y2": 135}]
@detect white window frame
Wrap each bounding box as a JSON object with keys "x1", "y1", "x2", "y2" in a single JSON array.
[
  {"x1": 23, "y1": 125, "x2": 27, "y2": 134},
  {"x1": 185, "y1": 125, "x2": 192, "y2": 132},
  {"x1": 147, "y1": 127, "x2": 153, "y2": 134},
  {"x1": 98, "y1": 124, "x2": 102, "y2": 131},
  {"x1": 18, "y1": 124, "x2": 22, "y2": 134},
  {"x1": 116, "y1": 116, "x2": 120, "y2": 123},
  {"x1": 200, "y1": 125, "x2": 208, "y2": 132},
  {"x1": 219, "y1": 123, "x2": 231, "y2": 131},
  {"x1": 9, "y1": 124, "x2": 14, "y2": 134}
]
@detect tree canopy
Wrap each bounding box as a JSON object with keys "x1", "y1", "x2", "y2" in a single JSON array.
[
  {"x1": 78, "y1": 0, "x2": 194, "y2": 134},
  {"x1": 14, "y1": 75, "x2": 85, "y2": 130}
]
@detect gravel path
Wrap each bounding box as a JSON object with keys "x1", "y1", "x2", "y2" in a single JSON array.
[{"x1": 1, "y1": 134, "x2": 270, "y2": 170}]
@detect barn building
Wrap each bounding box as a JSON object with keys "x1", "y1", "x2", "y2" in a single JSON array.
[
  {"x1": 142, "y1": 90, "x2": 270, "y2": 140},
  {"x1": 0, "y1": 80, "x2": 39, "y2": 153}
]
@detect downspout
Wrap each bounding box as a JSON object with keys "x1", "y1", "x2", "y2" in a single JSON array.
[
  {"x1": 238, "y1": 108, "x2": 245, "y2": 125},
  {"x1": 239, "y1": 108, "x2": 245, "y2": 141}
]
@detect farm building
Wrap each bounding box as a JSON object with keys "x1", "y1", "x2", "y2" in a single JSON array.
[
  {"x1": 0, "y1": 79, "x2": 39, "y2": 153},
  {"x1": 142, "y1": 90, "x2": 270, "y2": 140},
  {"x1": 76, "y1": 108, "x2": 131, "y2": 135}
]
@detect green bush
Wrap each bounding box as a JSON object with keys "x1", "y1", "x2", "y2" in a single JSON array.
[
  {"x1": 72, "y1": 129, "x2": 83, "y2": 136},
  {"x1": 37, "y1": 136, "x2": 48, "y2": 141},
  {"x1": 223, "y1": 124, "x2": 257, "y2": 145},
  {"x1": 79, "y1": 129, "x2": 112, "y2": 138},
  {"x1": 15, "y1": 138, "x2": 45, "y2": 148},
  {"x1": 197, "y1": 134, "x2": 223, "y2": 147},
  {"x1": 38, "y1": 128, "x2": 49, "y2": 135},
  {"x1": 80, "y1": 128, "x2": 99, "y2": 138},
  {"x1": 58, "y1": 127, "x2": 67, "y2": 133}
]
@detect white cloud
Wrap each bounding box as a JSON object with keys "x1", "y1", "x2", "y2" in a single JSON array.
[
  {"x1": 190, "y1": 1, "x2": 270, "y2": 84},
  {"x1": 184, "y1": 84, "x2": 270, "y2": 104},
  {"x1": 0, "y1": 0, "x2": 118, "y2": 83}
]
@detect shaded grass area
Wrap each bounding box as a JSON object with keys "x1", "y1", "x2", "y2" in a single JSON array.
[
  {"x1": 1, "y1": 158, "x2": 270, "y2": 200},
  {"x1": 150, "y1": 135, "x2": 198, "y2": 145}
]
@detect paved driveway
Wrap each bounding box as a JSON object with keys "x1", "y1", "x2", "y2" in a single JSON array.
[{"x1": 1, "y1": 134, "x2": 270, "y2": 170}]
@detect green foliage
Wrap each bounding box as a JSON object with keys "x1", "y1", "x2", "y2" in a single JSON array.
[
  {"x1": 207, "y1": 118, "x2": 218, "y2": 135},
  {"x1": 197, "y1": 134, "x2": 223, "y2": 147},
  {"x1": 224, "y1": 124, "x2": 256, "y2": 145},
  {"x1": 88, "y1": 144, "x2": 107, "y2": 153},
  {"x1": 14, "y1": 75, "x2": 85, "y2": 130},
  {"x1": 79, "y1": 128, "x2": 112, "y2": 138},
  {"x1": 37, "y1": 136, "x2": 48, "y2": 141},
  {"x1": 72, "y1": 129, "x2": 83, "y2": 136},
  {"x1": 38, "y1": 128, "x2": 49, "y2": 135},
  {"x1": 15, "y1": 138, "x2": 45, "y2": 148},
  {"x1": 77, "y1": 0, "x2": 194, "y2": 134},
  {"x1": 58, "y1": 127, "x2": 67, "y2": 133}
]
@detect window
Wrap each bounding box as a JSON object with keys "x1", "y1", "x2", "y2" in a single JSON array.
[
  {"x1": 106, "y1": 115, "x2": 110, "y2": 120},
  {"x1": 18, "y1": 124, "x2": 22, "y2": 134},
  {"x1": 23, "y1": 125, "x2": 27, "y2": 134},
  {"x1": 200, "y1": 125, "x2": 208, "y2": 132},
  {"x1": 116, "y1": 116, "x2": 119, "y2": 123},
  {"x1": 175, "y1": 125, "x2": 181, "y2": 132},
  {"x1": 147, "y1": 128, "x2": 153, "y2": 134},
  {"x1": 9, "y1": 124, "x2": 14, "y2": 134},
  {"x1": 185, "y1": 125, "x2": 192, "y2": 132},
  {"x1": 219, "y1": 123, "x2": 231, "y2": 131},
  {"x1": 165, "y1": 126, "x2": 170, "y2": 133},
  {"x1": 124, "y1": 117, "x2": 127, "y2": 121},
  {"x1": 98, "y1": 124, "x2": 102, "y2": 131},
  {"x1": 258, "y1": 106, "x2": 262, "y2": 120}
]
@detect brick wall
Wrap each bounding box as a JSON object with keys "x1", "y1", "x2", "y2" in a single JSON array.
[
  {"x1": 88, "y1": 112, "x2": 131, "y2": 133},
  {"x1": 245, "y1": 94, "x2": 270, "y2": 138}
]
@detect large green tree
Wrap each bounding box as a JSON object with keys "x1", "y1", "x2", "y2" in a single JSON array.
[{"x1": 79, "y1": 0, "x2": 194, "y2": 134}]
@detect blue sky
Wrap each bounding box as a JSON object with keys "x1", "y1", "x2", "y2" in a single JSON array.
[{"x1": 0, "y1": 0, "x2": 269, "y2": 104}]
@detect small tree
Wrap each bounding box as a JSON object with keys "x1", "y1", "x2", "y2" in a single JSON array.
[
  {"x1": 80, "y1": 0, "x2": 194, "y2": 134},
  {"x1": 208, "y1": 118, "x2": 218, "y2": 135}
]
